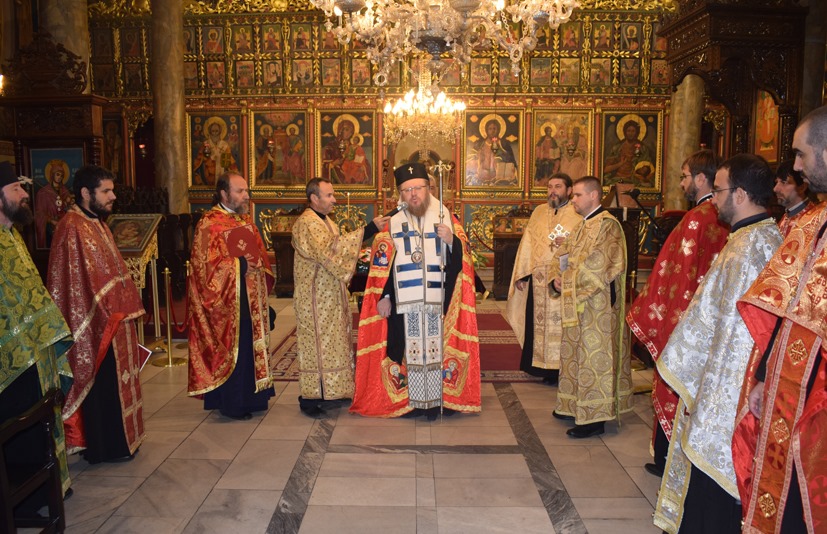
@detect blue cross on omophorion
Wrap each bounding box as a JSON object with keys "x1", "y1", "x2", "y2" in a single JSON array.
[
  {"x1": 392, "y1": 222, "x2": 420, "y2": 255},
  {"x1": 425, "y1": 225, "x2": 439, "y2": 253}
]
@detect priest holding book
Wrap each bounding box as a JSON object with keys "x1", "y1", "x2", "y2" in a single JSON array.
[{"x1": 188, "y1": 172, "x2": 276, "y2": 420}]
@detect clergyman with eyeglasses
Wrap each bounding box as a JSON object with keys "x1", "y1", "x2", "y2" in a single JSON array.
[
  {"x1": 653, "y1": 154, "x2": 781, "y2": 532},
  {"x1": 351, "y1": 162, "x2": 481, "y2": 419},
  {"x1": 627, "y1": 149, "x2": 729, "y2": 478}
]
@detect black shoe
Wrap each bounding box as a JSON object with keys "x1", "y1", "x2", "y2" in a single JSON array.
[
  {"x1": 225, "y1": 412, "x2": 253, "y2": 421},
  {"x1": 566, "y1": 422, "x2": 605, "y2": 438},
  {"x1": 644, "y1": 463, "x2": 664, "y2": 477},
  {"x1": 300, "y1": 405, "x2": 326, "y2": 418},
  {"x1": 541, "y1": 376, "x2": 559, "y2": 386},
  {"x1": 106, "y1": 451, "x2": 138, "y2": 463},
  {"x1": 552, "y1": 411, "x2": 575, "y2": 421},
  {"x1": 63, "y1": 487, "x2": 74, "y2": 500}
]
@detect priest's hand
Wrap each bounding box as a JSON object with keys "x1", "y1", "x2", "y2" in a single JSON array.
[
  {"x1": 377, "y1": 296, "x2": 391, "y2": 318},
  {"x1": 552, "y1": 278, "x2": 562, "y2": 292},
  {"x1": 373, "y1": 215, "x2": 390, "y2": 230},
  {"x1": 553, "y1": 236, "x2": 566, "y2": 247},
  {"x1": 244, "y1": 252, "x2": 262, "y2": 270},
  {"x1": 436, "y1": 223, "x2": 453, "y2": 244},
  {"x1": 749, "y1": 381, "x2": 764, "y2": 418},
  {"x1": 515, "y1": 280, "x2": 526, "y2": 291}
]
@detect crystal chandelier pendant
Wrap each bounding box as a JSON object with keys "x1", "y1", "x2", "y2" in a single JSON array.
[{"x1": 383, "y1": 60, "x2": 466, "y2": 157}]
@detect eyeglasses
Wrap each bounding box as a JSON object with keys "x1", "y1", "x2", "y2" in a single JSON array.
[
  {"x1": 678, "y1": 173, "x2": 693, "y2": 180},
  {"x1": 400, "y1": 185, "x2": 428, "y2": 194},
  {"x1": 711, "y1": 186, "x2": 739, "y2": 195}
]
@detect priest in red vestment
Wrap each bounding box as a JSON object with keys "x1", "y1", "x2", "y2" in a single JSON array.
[
  {"x1": 351, "y1": 163, "x2": 481, "y2": 418},
  {"x1": 773, "y1": 160, "x2": 813, "y2": 237},
  {"x1": 188, "y1": 172, "x2": 275, "y2": 420},
  {"x1": 733, "y1": 106, "x2": 827, "y2": 533},
  {"x1": 47, "y1": 165, "x2": 145, "y2": 463},
  {"x1": 626, "y1": 149, "x2": 728, "y2": 477}
]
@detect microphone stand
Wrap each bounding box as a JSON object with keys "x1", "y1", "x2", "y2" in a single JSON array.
[{"x1": 623, "y1": 188, "x2": 661, "y2": 233}]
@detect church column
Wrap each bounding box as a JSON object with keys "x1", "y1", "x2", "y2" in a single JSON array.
[
  {"x1": 39, "y1": 0, "x2": 90, "y2": 93},
  {"x1": 800, "y1": 0, "x2": 826, "y2": 118},
  {"x1": 151, "y1": 0, "x2": 188, "y2": 213},
  {"x1": 662, "y1": 74, "x2": 704, "y2": 211}
]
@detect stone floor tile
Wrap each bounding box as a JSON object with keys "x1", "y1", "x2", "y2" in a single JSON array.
[
  {"x1": 432, "y1": 454, "x2": 531, "y2": 479},
  {"x1": 299, "y1": 506, "x2": 416, "y2": 534},
  {"x1": 434, "y1": 478, "x2": 543, "y2": 507},
  {"x1": 308, "y1": 477, "x2": 416, "y2": 506},
  {"x1": 215, "y1": 439, "x2": 304, "y2": 490},
  {"x1": 181, "y1": 489, "x2": 282, "y2": 533},
  {"x1": 318, "y1": 453, "x2": 416, "y2": 478},
  {"x1": 435, "y1": 506, "x2": 553, "y2": 534}
]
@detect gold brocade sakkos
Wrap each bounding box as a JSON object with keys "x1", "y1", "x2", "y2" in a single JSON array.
[
  {"x1": 291, "y1": 208, "x2": 365, "y2": 400},
  {"x1": 557, "y1": 209, "x2": 632, "y2": 425},
  {"x1": 506, "y1": 201, "x2": 582, "y2": 370},
  {"x1": 47, "y1": 207, "x2": 145, "y2": 456},
  {"x1": 188, "y1": 205, "x2": 275, "y2": 396}
]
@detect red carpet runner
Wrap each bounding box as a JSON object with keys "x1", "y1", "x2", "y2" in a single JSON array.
[{"x1": 270, "y1": 310, "x2": 539, "y2": 382}]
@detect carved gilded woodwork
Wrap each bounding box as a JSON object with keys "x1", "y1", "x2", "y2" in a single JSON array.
[
  {"x1": 88, "y1": 11, "x2": 672, "y2": 99},
  {"x1": 3, "y1": 33, "x2": 87, "y2": 97},
  {"x1": 661, "y1": 2, "x2": 806, "y2": 154}
]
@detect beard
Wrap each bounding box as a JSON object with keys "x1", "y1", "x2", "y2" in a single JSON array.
[
  {"x1": 407, "y1": 194, "x2": 430, "y2": 217},
  {"x1": 716, "y1": 194, "x2": 735, "y2": 225},
  {"x1": 89, "y1": 196, "x2": 113, "y2": 218},
  {"x1": 548, "y1": 194, "x2": 565, "y2": 208},
  {"x1": 804, "y1": 155, "x2": 827, "y2": 193},
  {"x1": 683, "y1": 183, "x2": 698, "y2": 204},
  {"x1": 0, "y1": 195, "x2": 33, "y2": 225}
]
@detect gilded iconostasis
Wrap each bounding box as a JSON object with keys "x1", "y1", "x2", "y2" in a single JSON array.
[{"x1": 87, "y1": 0, "x2": 678, "y2": 253}]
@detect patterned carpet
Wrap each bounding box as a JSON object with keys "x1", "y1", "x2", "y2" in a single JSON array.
[{"x1": 270, "y1": 309, "x2": 540, "y2": 382}]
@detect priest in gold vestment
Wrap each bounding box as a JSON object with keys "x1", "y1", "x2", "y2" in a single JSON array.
[
  {"x1": 507, "y1": 173, "x2": 582, "y2": 384},
  {"x1": 550, "y1": 176, "x2": 632, "y2": 438},
  {"x1": 291, "y1": 178, "x2": 388, "y2": 416}
]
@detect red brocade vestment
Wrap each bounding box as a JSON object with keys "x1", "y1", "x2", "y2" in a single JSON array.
[
  {"x1": 733, "y1": 203, "x2": 827, "y2": 533},
  {"x1": 350, "y1": 219, "x2": 481, "y2": 417},
  {"x1": 188, "y1": 206, "x2": 274, "y2": 396},
  {"x1": 626, "y1": 200, "x2": 728, "y2": 440},
  {"x1": 47, "y1": 207, "x2": 145, "y2": 454}
]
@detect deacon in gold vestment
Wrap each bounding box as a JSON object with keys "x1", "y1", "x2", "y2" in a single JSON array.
[
  {"x1": 0, "y1": 161, "x2": 74, "y2": 500},
  {"x1": 550, "y1": 176, "x2": 631, "y2": 438},
  {"x1": 654, "y1": 154, "x2": 781, "y2": 534},
  {"x1": 291, "y1": 178, "x2": 388, "y2": 417},
  {"x1": 507, "y1": 173, "x2": 582, "y2": 383}
]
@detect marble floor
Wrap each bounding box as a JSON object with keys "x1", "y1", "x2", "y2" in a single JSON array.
[{"x1": 62, "y1": 298, "x2": 662, "y2": 534}]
